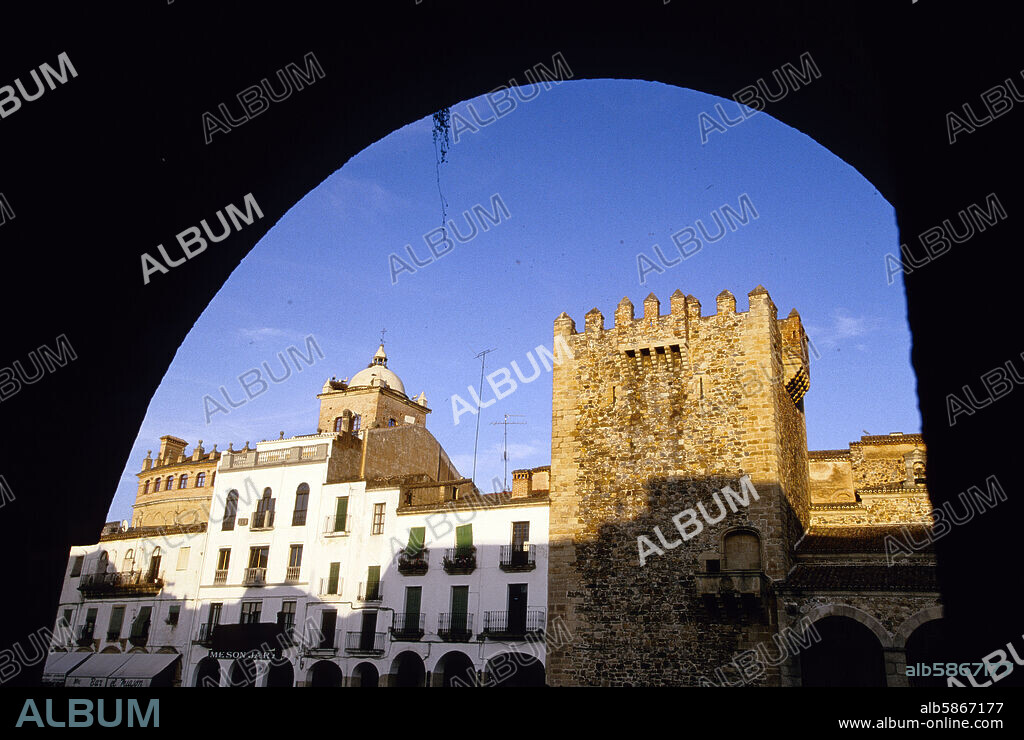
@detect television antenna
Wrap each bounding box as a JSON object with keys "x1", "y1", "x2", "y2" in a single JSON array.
[
  {"x1": 491, "y1": 414, "x2": 526, "y2": 492},
  {"x1": 471, "y1": 348, "x2": 497, "y2": 484}
]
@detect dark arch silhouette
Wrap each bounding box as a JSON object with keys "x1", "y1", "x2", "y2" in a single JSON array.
[
  {"x1": 905, "y1": 619, "x2": 977, "y2": 687},
  {"x1": 229, "y1": 658, "x2": 258, "y2": 688},
  {"x1": 194, "y1": 656, "x2": 220, "y2": 687},
  {"x1": 436, "y1": 651, "x2": 476, "y2": 687},
  {"x1": 5, "y1": 4, "x2": 1020, "y2": 687},
  {"x1": 309, "y1": 660, "x2": 343, "y2": 687},
  {"x1": 391, "y1": 651, "x2": 426, "y2": 687},
  {"x1": 352, "y1": 662, "x2": 379, "y2": 687},
  {"x1": 801, "y1": 616, "x2": 886, "y2": 687},
  {"x1": 266, "y1": 660, "x2": 295, "y2": 688},
  {"x1": 486, "y1": 653, "x2": 546, "y2": 687}
]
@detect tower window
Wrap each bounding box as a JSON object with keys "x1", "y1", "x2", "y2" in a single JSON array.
[
  {"x1": 143, "y1": 480, "x2": 150, "y2": 495},
  {"x1": 388, "y1": 418, "x2": 396, "y2": 427},
  {"x1": 196, "y1": 472, "x2": 206, "y2": 487},
  {"x1": 165, "y1": 477, "x2": 174, "y2": 491},
  {"x1": 352, "y1": 414, "x2": 361, "y2": 431},
  {"x1": 179, "y1": 474, "x2": 189, "y2": 489}
]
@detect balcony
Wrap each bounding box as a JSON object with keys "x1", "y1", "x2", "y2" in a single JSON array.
[
  {"x1": 78, "y1": 570, "x2": 163, "y2": 598},
  {"x1": 695, "y1": 570, "x2": 771, "y2": 611},
  {"x1": 482, "y1": 608, "x2": 545, "y2": 639},
  {"x1": 250, "y1": 509, "x2": 275, "y2": 531},
  {"x1": 213, "y1": 569, "x2": 228, "y2": 585},
  {"x1": 75, "y1": 624, "x2": 95, "y2": 646},
  {"x1": 390, "y1": 613, "x2": 425, "y2": 641},
  {"x1": 128, "y1": 621, "x2": 151, "y2": 648},
  {"x1": 345, "y1": 631, "x2": 386, "y2": 656},
  {"x1": 285, "y1": 566, "x2": 301, "y2": 583},
  {"x1": 358, "y1": 581, "x2": 383, "y2": 602},
  {"x1": 194, "y1": 622, "x2": 216, "y2": 646},
  {"x1": 442, "y1": 547, "x2": 477, "y2": 574},
  {"x1": 243, "y1": 567, "x2": 267, "y2": 586},
  {"x1": 437, "y1": 612, "x2": 474, "y2": 641},
  {"x1": 319, "y1": 577, "x2": 344, "y2": 601},
  {"x1": 323, "y1": 515, "x2": 351, "y2": 537},
  {"x1": 499, "y1": 545, "x2": 536, "y2": 572},
  {"x1": 303, "y1": 626, "x2": 342, "y2": 655},
  {"x1": 397, "y1": 549, "x2": 429, "y2": 576}
]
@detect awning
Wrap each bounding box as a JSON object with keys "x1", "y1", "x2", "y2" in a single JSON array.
[
  {"x1": 106, "y1": 653, "x2": 181, "y2": 687},
  {"x1": 66, "y1": 653, "x2": 133, "y2": 687},
  {"x1": 41, "y1": 652, "x2": 92, "y2": 685}
]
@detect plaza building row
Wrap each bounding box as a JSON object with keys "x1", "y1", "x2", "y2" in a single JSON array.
[{"x1": 43, "y1": 346, "x2": 551, "y2": 687}]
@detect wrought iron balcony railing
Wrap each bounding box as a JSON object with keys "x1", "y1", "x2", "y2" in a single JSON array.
[
  {"x1": 390, "y1": 613, "x2": 425, "y2": 640},
  {"x1": 442, "y1": 547, "x2": 477, "y2": 574},
  {"x1": 357, "y1": 581, "x2": 383, "y2": 602},
  {"x1": 397, "y1": 549, "x2": 429, "y2": 575},
  {"x1": 498, "y1": 545, "x2": 537, "y2": 571},
  {"x1": 194, "y1": 622, "x2": 216, "y2": 646},
  {"x1": 78, "y1": 570, "x2": 164, "y2": 598},
  {"x1": 323, "y1": 515, "x2": 351, "y2": 536},
  {"x1": 345, "y1": 631, "x2": 386, "y2": 655},
  {"x1": 303, "y1": 626, "x2": 342, "y2": 653},
  {"x1": 482, "y1": 608, "x2": 545, "y2": 638},
  {"x1": 243, "y1": 567, "x2": 267, "y2": 586},
  {"x1": 437, "y1": 612, "x2": 474, "y2": 641}
]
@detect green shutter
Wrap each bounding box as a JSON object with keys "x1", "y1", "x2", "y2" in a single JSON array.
[
  {"x1": 334, "y1": 497, "x2": 349, "y2": 531},
  {"x1": 367, "y1": 565, "x2": 380, "y2": 593},
  {"x1": 327, "y1": 562, "x2": 340, "y2": 594},
  {"x1": 108, "y1": 606, "x2": 125, "y2": 637},
  {"x1": 406, "y1": 527, "x2": 425, "y2": 556},
  {"x1": 405, "y1": 586, "x2": 421, "y2": 616},
  {"x1": 455, "y1": 524, "x2": 473, "y2": 550},
  {"x1": 130, "y1": 606, "x2": 152, "y2": 638},
  {"x1": 451, "y1": 585, "x2": 469, "y2": 616}
]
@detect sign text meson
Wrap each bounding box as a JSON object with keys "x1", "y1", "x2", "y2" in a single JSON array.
[{"x1": 141, "y1": 192, "x2": 264, "y2": 284}]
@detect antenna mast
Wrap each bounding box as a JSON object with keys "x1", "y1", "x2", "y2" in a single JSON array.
[
  {"x1": 471, "y1": 348, "x2": 497, "y2": 484},
  {"x1": 491, "y1": 413, "x2": 526, "y2": 492}
]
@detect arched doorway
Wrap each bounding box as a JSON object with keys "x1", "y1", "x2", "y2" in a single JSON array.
[
  {"x1": 194, "y1": 656, "x2": 220, "y2": 687},
  {"x1": 352, "y1": 662, "x2": 378, "y2": 687},
  {"x1": 486, "y1": 653, "x2": 546, "y2": 687},
  {"x1": 905, "y1": 619, "x2": 972, "y2": 687},
  {"x1": 229, "y1": 658, "x2": 257, "y2": 687},
  {"x1": 436, "y1": 651, "x2": 477, "y2": 687},
  {"x1": 390, "y1": 651, "x2": 425, "y2": 687},
  {"x1": 801, "y1": 616, "x2": 886, "y2": 687},
  {"x1": 266, "y1": 659, "x2": 294, "y2": 687},
  {"x1": 309, "y1": 660, "x2": 342, "y2": 687}
]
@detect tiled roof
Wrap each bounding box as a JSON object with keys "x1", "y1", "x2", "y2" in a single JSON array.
[
  {"x1": 784, "y1": 564, "x2": 937, "y2": 591},
  {"x1": 797, "y1": 525, "x2": 934, "y2": 554}
]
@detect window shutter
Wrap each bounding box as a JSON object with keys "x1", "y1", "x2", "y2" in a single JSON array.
[
  {"x1": 130, "y1": 606, "x2": 152, "y2": 638},
  {"x1": 367, "y1": 565, "x2": 380, "y2": 591},
  {"x1": 455, "y1": 524, "x2": 473, "y2": 550},
  {"x1": 108, "y1": 606, "x2": 125, "y2": 636},
  {"x1": 406, "y1": 527, "x2": 426, "y2": 556},
  {"x1": 335, "y1": 497, "x2": 349, "y2": 530},
  {"x1": 328, "y1": 562, "x2": 340, "y2": 594},
  {"x1": 405, "y1": 586, "x2": 422, "y2": 615}
]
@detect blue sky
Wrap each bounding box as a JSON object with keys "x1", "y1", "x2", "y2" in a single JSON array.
[{"x1": 107, "y1": 78, "x2": 917, "y2": 520}]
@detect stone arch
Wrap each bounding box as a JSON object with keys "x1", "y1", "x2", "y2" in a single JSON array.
[
  {"x1": 485, "y1": 652, "x2": 546, "y2": 687},
  {"x1": 267, "y1": 659, "x2": 294, "y2": 687},
  {"x1": 894, "y1": 605, "x2": 944, "y2": 649},
  {"x1": 308, "y1": 659, "x2": 343, "y2": 687},
  {"x1": 193, "y1": 656, "x2": 220, "y2": 687},
  {"x1": 351, "y1": 661, "x2": 379, "y2": 687},
  {"x1": 800, "y1": 615, "x2": 887, "y2": 687},
  {"x1": 389, "y1": 650, "x2": 426, "y2": 687},
  {"x1": 432, "y1": 650, "x2": 477, "y2": 687},
  {"x1": 802, "y1": 603, "x2": 894, "y2": 649}
]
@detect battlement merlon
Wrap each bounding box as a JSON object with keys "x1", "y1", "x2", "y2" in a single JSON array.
[{"x1": 554, "y1": 286, "x2": 793, "y2": 337}]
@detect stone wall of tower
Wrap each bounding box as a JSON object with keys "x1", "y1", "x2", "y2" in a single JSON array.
[
  {"x1": 317, "y1": 387, "x2": 428, "y2": 433},
  {"x1": 547, "y1": 287, "x2": 812, "y2": 686}
]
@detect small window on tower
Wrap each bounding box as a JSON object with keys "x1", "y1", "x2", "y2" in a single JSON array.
[{"x1": 388, "y1": 418, "x2": 396, "y2": 427}]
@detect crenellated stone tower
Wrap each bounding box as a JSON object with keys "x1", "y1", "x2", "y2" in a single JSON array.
[{"x1": 547, "y1": 286, "x2": 813, "y2": 685}]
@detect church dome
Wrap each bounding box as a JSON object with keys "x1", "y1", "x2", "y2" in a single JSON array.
[{"x1": 349, "y1": 344, "x2": 406, "y2": 395}]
